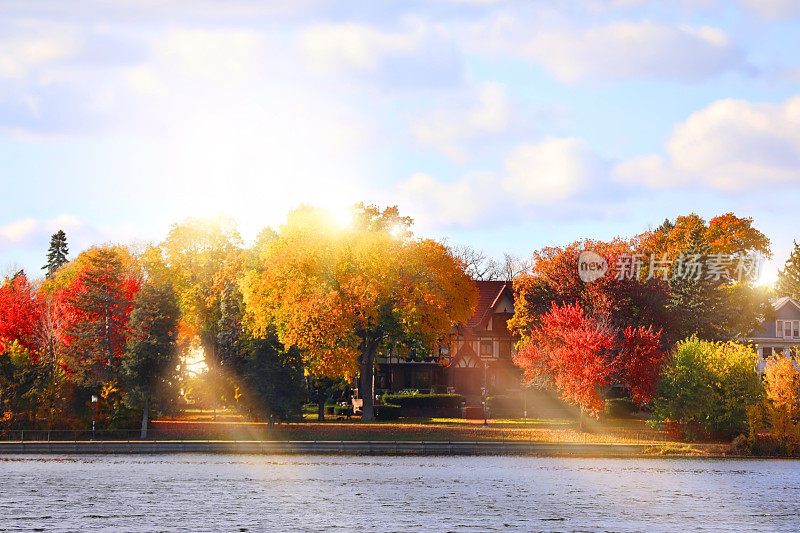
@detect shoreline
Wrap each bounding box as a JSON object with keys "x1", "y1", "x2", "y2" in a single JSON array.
[{"x1": 0, "y1": 439, "x2": 739, "y2": 457}]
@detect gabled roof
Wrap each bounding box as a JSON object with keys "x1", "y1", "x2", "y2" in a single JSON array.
[
  {"x1": 466, "y1": 280, "x2": 513, "y2": 328},
  {"x1": 773, "y1": 297, "x2": 800, "y2": 313}
]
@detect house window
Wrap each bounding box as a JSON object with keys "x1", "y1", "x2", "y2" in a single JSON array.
[
  {"x1": 762, "y1": 347, "x2": 773, "y2": 358},
  {"x1": 480, "y1": 340, "x2": 493, "y2": 357},
  {"x1": 498, "y1": 341, "x2": 513, "y2": 359},
  {"x1": 776, "y1": 320, "x2": 800, "y2": 339}
]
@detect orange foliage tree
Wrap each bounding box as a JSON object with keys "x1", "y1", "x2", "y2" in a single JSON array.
[
  {"x1": 242, "y1": 204, "x2": 476, "y2": 420},
  {"x1": 762, "y1": 355, "x2": 800, "y2": 453},
  {"x1": 637, "y1": 212, "x2": 771, "y2": 260}
]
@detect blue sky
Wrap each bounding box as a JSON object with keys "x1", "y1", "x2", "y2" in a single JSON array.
[{"x1": 1, "y1": 0, "x2": 799, "y2": 282}]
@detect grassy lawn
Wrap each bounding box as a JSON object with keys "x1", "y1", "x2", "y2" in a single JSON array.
[{"x1": 154, "y1": 410, "x2": 682, "y2": 445}]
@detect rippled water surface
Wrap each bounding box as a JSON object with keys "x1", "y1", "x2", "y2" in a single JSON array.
[{"x1": 1, "y1": 454, "x2": 799, "y2": 532}]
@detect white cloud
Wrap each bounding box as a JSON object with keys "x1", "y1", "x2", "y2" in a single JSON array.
[
  {"x1": 397, "y1": 137, "x2": 603, "y2": 227},
  {"x1": 614, "y1": 95, "x2": 800, "y2": 190},
  {"x1": 155, "y1": 29, "x2": 264, "y2": 87},
  {"x1": 298, "y1": 20, "x2": 462, "y2": 87},
  {"x1": 0, "y1": 218, "x2": 37, "y2": 243},
  {"x1": 0, "y1": 27, "x2": 80, "y2": 79},
  {"x1": 471, "y1": 18, "x2": 741, "y2": 82},
  {"x1": 43, "y1": 214, "x2": 83, "y2": 233},
  {"x1": 412, "y1": 82, "x2": 510, "y2": 161},
  {"x1": 503, "y1": 138, "x2": 601, "y2": 202},
  {"x1": 738, "y1": 0, "x2": 800, "y2": 18},
  {"x1": 398, "y1": 171, "x2": 502, "y2": 227},
  {"x1": 125, "y1": 65, "x2": 164, "y2": 96}
]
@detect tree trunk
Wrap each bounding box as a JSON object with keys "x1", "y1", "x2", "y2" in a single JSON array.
[
  {"x1": 140, "y1": 395, "x2": 149, "y2": 439},
  {"x1": 359, "y1": 341, "x2": 378, "y2": 421},
  {"x1": 317, "y1": 386, "x2": 325, "y2": 422}
]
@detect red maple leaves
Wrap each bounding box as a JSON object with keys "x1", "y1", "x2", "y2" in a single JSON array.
[{"x1": 514, "y1": 302, "x2": 664, "y2": 417}]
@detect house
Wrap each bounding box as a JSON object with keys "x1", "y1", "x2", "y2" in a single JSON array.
[
  {"x1": 744, "y1": 296, "x2": 800, "y2": 371},
  {"x1": 374, "y1": 280, "x2": 521, "y2": 403}
]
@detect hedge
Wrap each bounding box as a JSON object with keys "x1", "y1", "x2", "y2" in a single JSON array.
[
  {"x1": 334, "y1": 405, "x2": 354, "y2": 417},
  {"x1": 381, "y1": 394, "x2": 464, "y2": 410},
  {"x1": 374, "y1": 404, "x2": 401, "y2": 420}
]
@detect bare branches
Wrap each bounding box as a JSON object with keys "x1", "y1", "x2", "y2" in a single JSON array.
[{"x1": 449, "y1": 245, "x2": 532, "y2": 282}]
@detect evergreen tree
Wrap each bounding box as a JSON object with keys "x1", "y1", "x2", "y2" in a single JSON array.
[
  {"x1": 123, "y1": 279, "x2": 180, "y2": 438},
  {"x1": 668, "y1": 230, "x2": 729, "y2": 340},
  {"x1": 667, "y1": 229, "x2": 771, "y2": 340},
  {"x1": 777, "y1": 241, "x2": 800, "y2": 301},
  {"x1": 216, "y1": 283, "x2": 305, "y2": 423},
  {"x1": 42, "y1": 230, "x2": 69, "y2": 278}
]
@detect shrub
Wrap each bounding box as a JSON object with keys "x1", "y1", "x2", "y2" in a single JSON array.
[
  {"x1": 374, "y1": 404, "x2": 401, "y2": 420},
  {"x1": 650, "y1": 337, "x2": 764, "y2": 439},
  {"x1": 604, "y1": 398, "x2": 638, "y2": 418},
  {"x1": 381, "y1": 394, "x2": 464, "y2": 410}
]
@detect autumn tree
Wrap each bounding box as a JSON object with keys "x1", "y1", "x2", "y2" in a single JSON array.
[
  {"x1": 60, "y1": 247, "x2": 141, "y2": 386},
  {"x1": 777, "y1": 241, "x2": 800, "y2": 301},
  {"x1": 513, "y1": 302, "x2": 664, "y2": 417},
  {"x1": 509, "y1": 239, "x2": 676, "y2": 342},
  {"x1": 123, "y1": 278, "x2": 181, "y2": 438},
  {"x1": 242, "y1": 204, "x2": 476, "y2": 420},
  {"x1": 160, "y1": 216, "x2": 242, "y2": 371},
  {"x1": 42, "y1": 230, "x2": 69, "y2": 278},
  {"x1": 763, "y1": 355, "x2": 800, "y2": 452},
  {"x1": 0, "y1": 272, "x2": 43, "y2": 355},
  {"x1": 638, "y1": 213, "x2": 771, "y2": 260}
]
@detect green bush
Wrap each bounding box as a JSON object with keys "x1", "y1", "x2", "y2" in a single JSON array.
[
  {"x1": 381, "y1": 394, "x2": 464, "y2": 410},
  {"x1": 604, "y1": 398, "x2": 638, "y2": 418},
  {"x1": 374, "y1": 404, "x2": 401, "y2": 420},
  {"x1": 650, "y1": 337, "x2": 764, "y2": 439}
]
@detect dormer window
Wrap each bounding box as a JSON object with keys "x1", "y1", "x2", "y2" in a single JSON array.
[{"x1": 776, "y1": 320, "x2": 800, "y2": 339}]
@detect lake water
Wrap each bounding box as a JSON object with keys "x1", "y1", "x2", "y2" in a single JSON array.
[{"x1": 1, "y1": 454, "x2": 799, "y2": 532}]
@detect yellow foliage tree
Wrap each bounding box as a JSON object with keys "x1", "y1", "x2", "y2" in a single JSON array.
[
  {"x1": 241, "y1": 204, "x2": 476, "y2": 420},
  {"x1": 159, "y1": 216, "x2": 242, "y2": 368}
]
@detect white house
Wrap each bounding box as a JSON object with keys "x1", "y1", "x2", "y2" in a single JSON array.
[{"x1": 745, "y1": 296, "x2": 800, "y2": 371}]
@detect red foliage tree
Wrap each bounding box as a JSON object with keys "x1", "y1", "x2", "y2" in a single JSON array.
[
  {"x1": 0, "y1": 273, "x2": 43, "y2": 355},
  {"x1": 514, "y1": 302, "x2": 664, "y2": 417},
  {"x1": 59, "y1": 248, "x2": 141, "y2": 384}
]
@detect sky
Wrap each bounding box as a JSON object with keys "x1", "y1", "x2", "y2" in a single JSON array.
[{"x1": 0, "y1": 0, "x2": 799, "y2": 282}]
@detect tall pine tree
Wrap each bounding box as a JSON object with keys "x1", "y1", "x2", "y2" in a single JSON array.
[
  {"x1": 667, "y1": 229, "x2": 729, "y2": 340},
  {"x1": 42, "y1": 230, "x2": 69, "y2": 278},
  {"x1": 777, "y1": 241, "x2": 800, "y2": 301}
]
